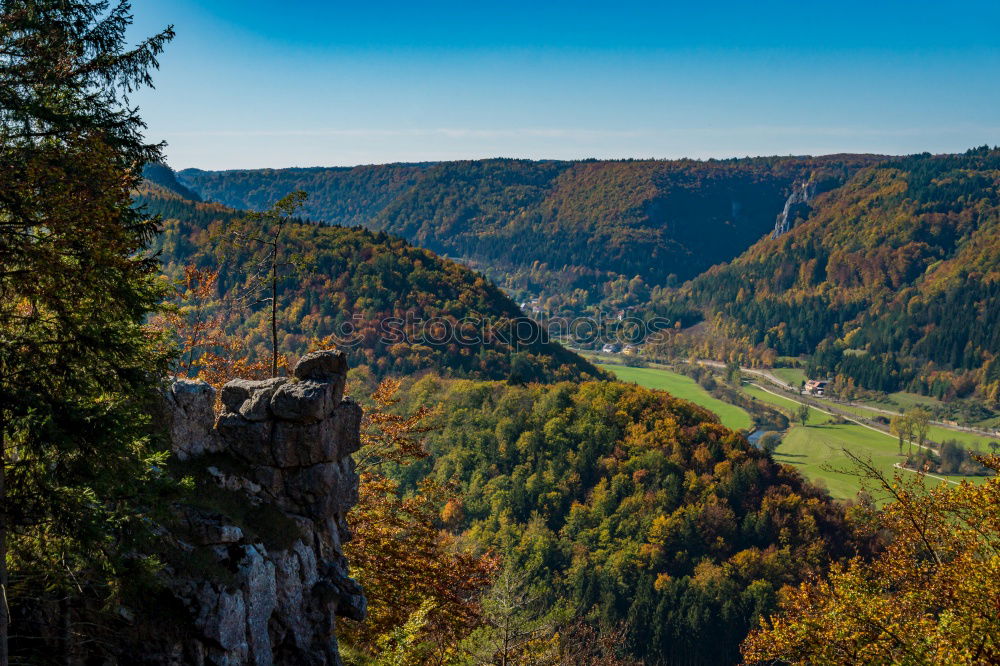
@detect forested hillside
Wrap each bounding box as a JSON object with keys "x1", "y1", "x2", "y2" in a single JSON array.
[
  {"x1": 676, "y1": 147, "x2": 1000, "y2": 401},
  {"x1": 382, "y1": 376, "x2": 858, "y2": 664},
  {"x1": 143, "y1": 161, "x2": 202, "y2": 201},
  {"x1": 138, "y1": 183, "x2": 601, "y2": 383},
  {"x1": 178, "y1": 156, "x2": 881, "y2": 314},
  {"x1": 180, "y1": 163, "x2": 430, "y2": 227}
]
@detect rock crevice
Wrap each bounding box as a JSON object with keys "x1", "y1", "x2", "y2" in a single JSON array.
[
  {"x1": 771, "y1": 180, "x2": 817, "y2": 238},
  {"x1": 159, "y1": 350, "x2": 365, "y2": 666}
]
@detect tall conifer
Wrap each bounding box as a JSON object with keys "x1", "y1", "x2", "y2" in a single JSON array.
[{"x1": 0, "y1": 2, "x2": 173, "y2": 660}]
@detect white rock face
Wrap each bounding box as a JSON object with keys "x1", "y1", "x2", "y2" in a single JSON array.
[
  {"x1": 159, "y1": 351, "x2": 366, "y2": 666},
  {"x1": 165, "y1": 378, "x2": 220, "y2": 460},
  {"x1": 772, "y1": 180, "x2": 817, "y2": 238}
]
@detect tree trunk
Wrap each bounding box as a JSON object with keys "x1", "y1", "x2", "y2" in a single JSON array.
[
  {"x1": 271, "y1": 250, "x2": 278, "y2": 378},
  {"x1": 60, "y1": 594, "x2": 71, "y2": 666},
  {"x1": 1, "y1": 405, "x2": 8, "y2": 666}
]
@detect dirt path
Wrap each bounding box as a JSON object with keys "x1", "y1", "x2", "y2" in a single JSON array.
[{"x1": 892, "y1": 462, "x2": 959, "y2": 486}]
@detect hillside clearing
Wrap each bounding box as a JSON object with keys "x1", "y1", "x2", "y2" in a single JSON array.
[{"x1": 596, "y1": 363, "x2": 753, "y2": 431}]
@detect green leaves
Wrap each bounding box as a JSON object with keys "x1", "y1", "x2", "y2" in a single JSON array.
[{"x1": 384, "y1": 377, "x2": 856, "y2": 663}]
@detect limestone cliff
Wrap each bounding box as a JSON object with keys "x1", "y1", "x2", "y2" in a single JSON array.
[
  {"x1": 155, "y1": 350, "x2": 366, "y2": 665},
  {"x1": 771, "y1": 180, "x2": 816, "y2": 238}
]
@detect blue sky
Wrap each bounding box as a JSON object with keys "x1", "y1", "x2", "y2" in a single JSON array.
[{"x1": 130, "y1": 1, "x2": 1000, "y2": 170}]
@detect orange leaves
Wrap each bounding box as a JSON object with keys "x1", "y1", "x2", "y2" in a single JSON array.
[
  {"x1": 150, "y1": 263, "x2": 281, "y2": 393},
  {"x1": 357, "y1": 377, "x2": 433, "y2": 472},
  {"x1": 692, "y1": 443, "x2": 714, "y2": 473},
  {"x1": 341, "y1": 380, "x2": 497, "y2": 660},
  {"x1": 440, "y1": 498, "x2": 465, "y2": 528},
  {"x1": 151, "y1": 266, "x2": 225, "y2": 373},
  {"x1": 344, "y1": 475, "x2": 497, "y2": 658}
]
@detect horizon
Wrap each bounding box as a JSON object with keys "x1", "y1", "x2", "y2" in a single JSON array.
[
  {"x1": 171, "y1": 148, "x2": 979, "y2": 173},
  {"x1": 131, "y1": 1, "x2": 1000, "y2": 170}
]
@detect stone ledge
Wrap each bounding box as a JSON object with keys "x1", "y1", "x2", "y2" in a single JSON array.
[{"x1": 158, "y1": 350, "x2": 365, "y2": 665}]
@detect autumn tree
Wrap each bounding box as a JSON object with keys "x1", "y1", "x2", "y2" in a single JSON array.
[
  {"x1": 795, "y1": 402, "x2": 810, "y2": 426},
  {"x1": 0, "y1": 0, "x2": 173, "y2": 660},
  {"x1": 151, "y1": 264, "x2": 275, "y2": 393},
  {"x1": 890, "y1": 413, "x2": 915, "y2": 456},
  {"x1": 909, "y1": 407, "x2": 931, "y2": 450},
  {"x1": 342, "y1": 379, "x2": 497, "y2": 664},
  {"x1": 355, "y1": 377, "x2": 432, "y2": 471},
  {"x1": 743, "y1": 453, "x2": 1000, "y2": 664},
  {"x1": 153, "y1": 265, "x2": 226, "y2": 375}
]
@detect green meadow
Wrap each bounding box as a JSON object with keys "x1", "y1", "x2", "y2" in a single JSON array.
[
  {"x1": 591, "y1": 364, "x2": 991, "y2": 501},
  {"x1": 805, "y1": 395, "x2": 999, "y2": 450},
  {"x1": 770, "y1": 366, "x2": 807, "y2": 387},
  {"x1": 742, "y1": 383, "x2": 984, "y2": 500},
  {"x1": 597, "y1": 363, "x2": 753, "y2": 431}
]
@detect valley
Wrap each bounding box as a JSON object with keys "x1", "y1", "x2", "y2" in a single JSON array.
[
  {"x1": 166, "y1": 148, "x2": 1000, "y2": 410},
  {"x1": 6, "y1": 3, "x2": 999, "y2": 664},
  {"x1": 597, "y1": 358, "x2": 996, "y2": 500},
  {"x1": 172, "y1": 155, "x2": 881, "y2": 317},
  {"x1": 158, "y1": 148, "x2": 1000, "y2": 513}
]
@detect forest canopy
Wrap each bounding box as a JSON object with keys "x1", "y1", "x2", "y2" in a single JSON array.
[
  {"x1": 676, "y1": 147, "x2": 1000, "y2": 401},
  {"x1": 377, "y1": 376, "x2": 859, "y2": 664},
  {"x1": 138, "y1": 182, "x2": 602, "y2": 384}
]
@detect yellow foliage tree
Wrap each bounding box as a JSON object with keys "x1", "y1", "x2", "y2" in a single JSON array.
[
  {"x1": 150, "y1": 264, "x2": 280, "y2": 396},
  {"x1": 743, "y1": 453, "x2": 1000, "y2": 664}
]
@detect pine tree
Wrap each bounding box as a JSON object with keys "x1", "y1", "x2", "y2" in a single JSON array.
[{"x1": 0, "y1": 2, "x2": 173, "y2": 660}]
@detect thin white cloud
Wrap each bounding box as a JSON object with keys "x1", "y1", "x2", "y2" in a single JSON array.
[
  {"x1": 168, "y1": 127, "x2": 645, "y2": 139},
  {"x1": 167, "y1": 125, "x2": 1000, "y2": 140}
]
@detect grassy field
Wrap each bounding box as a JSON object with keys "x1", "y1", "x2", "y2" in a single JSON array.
[
  {"x1": 805, "y1": 395, "x2": 999, "y2": 450},
  {"x1": 920, "y1": 424, "x2": 996, "y2": 449},
  {"x1": 741, "y1": 383, "x2": 984, "y2": 500},
  {"x1": 776, "y1": 423, "x2": 907, "y2": 500},
  {"x1": 591, "y1": 360, "x2": 993, "y2": 500},
  {"x1": 861, "y1": 391, "x2": 943, "y2": 412},
  {"x1": 770, "y1": 367, "x2": 807, "y2": 387},
  {"x1": 597, "y1": 363, "x2": 753, "y2": 431}
]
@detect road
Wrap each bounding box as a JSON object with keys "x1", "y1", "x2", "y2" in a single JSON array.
[
  {"x1": 695, "y1": 359, "x2": 998, "y2": 439},
  {"x1": 696, "y1": 359, "x2": 795, "y2": 390},
  {"x1": 746, "y1": 381, "x2": 961, "y2": 486}
]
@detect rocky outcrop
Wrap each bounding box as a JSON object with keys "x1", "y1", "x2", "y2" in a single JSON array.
[
  {"x1": 156, "y1": 350, "x2": 365, "y2": 665},
  {"x1": 771, "y1": 180, "x2": 817, "y2": 238}
]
